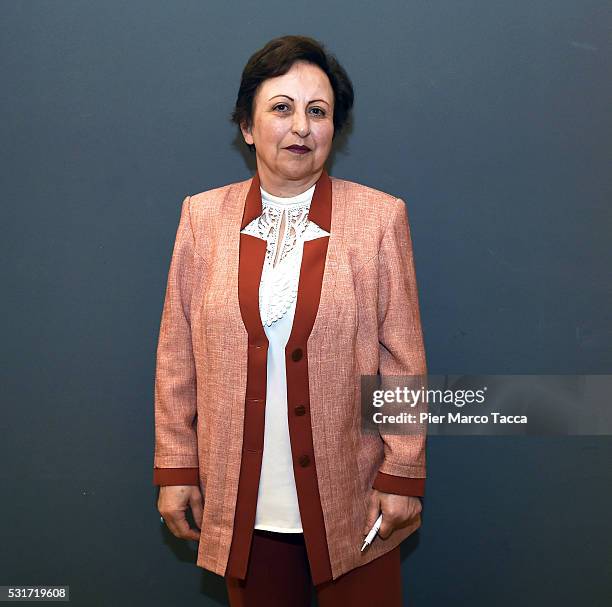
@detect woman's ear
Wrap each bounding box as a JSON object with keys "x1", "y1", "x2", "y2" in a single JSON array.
[{"x1": 240, "y1": 120, "x2": 254, "y2": 146}]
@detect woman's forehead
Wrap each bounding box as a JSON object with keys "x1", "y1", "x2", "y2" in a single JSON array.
[{"x1": 257, "y1": 66, "x2": 333, "y2": 103}]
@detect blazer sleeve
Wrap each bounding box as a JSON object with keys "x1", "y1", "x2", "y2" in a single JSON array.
[
  {"x1": 372, "y1": 197, "x2": 428, "y2": 497},
  {"x1": 152, "y1": 195, "x2": 199, "y2": 487}
]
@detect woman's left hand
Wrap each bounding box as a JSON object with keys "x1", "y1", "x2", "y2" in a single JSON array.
[{"x1": 362, "y1": 489, "x2": 422, "y2": 540}]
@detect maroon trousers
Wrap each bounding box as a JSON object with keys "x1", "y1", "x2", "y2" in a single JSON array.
[{"x1": 225, "y1": 529, "x2": 403, "y2": 607}]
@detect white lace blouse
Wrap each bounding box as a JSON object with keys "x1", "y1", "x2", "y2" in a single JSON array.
[{"x1": 240, "y1": 182, "x2": 330, "y2": 533}]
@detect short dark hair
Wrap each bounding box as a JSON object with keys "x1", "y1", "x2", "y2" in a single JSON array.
[{"x1": 230, "y1": 35, "x2": 354, "y2": 153}]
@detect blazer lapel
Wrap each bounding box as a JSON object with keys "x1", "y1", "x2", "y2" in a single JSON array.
[
  {"x1": 238, "y1": 172, "x2": 267, "y2": 344},
  {"x1": 237, "y1": 168, "x2": 335, "y2": 348}
]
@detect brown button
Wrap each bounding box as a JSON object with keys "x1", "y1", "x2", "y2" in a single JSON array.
[
  {"x1": 298, "y1": 454, "x2": 310, "y2": 467},
  {"x1": 294, "y1": 405, "x2": 306, "y2": 416},
  {"x1": 291, "y1": 348, "x2": 303, "y2": 361}
]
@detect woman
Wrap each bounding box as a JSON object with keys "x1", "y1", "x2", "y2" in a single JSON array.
[{"x1": 153, "y1": 35, "x2": 427, "y2": 606}]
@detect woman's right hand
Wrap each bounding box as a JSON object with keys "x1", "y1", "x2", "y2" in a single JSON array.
[{"x1": 158, "y1": 485, "x2": 203, "y2": 541}]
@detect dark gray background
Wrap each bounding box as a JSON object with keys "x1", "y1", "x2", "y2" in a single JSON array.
[{"x1": 1, "y1": 1, "x2": 611, "y2": 605}]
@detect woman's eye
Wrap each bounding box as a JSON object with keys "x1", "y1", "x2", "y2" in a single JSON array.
[{"x1": 272, "y1": 104, "x2": 326, "y2": 117}]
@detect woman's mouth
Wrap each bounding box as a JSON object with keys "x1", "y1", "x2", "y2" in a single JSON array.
[{"x1": 285, "y1": 145, "x2": 311, "y2": 154}]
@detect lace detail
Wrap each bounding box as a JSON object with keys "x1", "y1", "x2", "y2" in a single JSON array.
[{"x1": 241, "y1": 198, "x2": 330, "y2": 326}]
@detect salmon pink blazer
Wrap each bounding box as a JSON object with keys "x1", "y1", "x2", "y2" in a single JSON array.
[{"x1": 152, "y1": 168, "x2": 428, "y2": 584}]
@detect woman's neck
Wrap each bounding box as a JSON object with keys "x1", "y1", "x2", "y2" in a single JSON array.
[{"x1": 257, "y1": 168, "x2": 323, "y2": 197}]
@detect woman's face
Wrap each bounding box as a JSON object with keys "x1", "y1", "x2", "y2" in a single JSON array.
[{"x1": 241, "y1": 61, "x2": 335, "y2": 192}]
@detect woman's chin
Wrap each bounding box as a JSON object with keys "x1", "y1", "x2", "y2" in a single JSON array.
[{"x1": 277, "y1": 164, "x2": 315, "y2": 181}]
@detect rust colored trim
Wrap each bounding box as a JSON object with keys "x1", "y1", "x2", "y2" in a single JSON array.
[
  {"x1": 285, "y1": 236, "x2": 332, "y2": 585},
  {"x1": 226, "y1": 168, "x2": 334, "y2": 585},
  {"x1": 153, "y1": 467, "x2": 199, "y2": 486},
  {"x1": 372, "y1": 472, "x2": 425, "y2": 497},
  {"x1": 226, "y1": 230, "x2": 269, "y2": 580}
]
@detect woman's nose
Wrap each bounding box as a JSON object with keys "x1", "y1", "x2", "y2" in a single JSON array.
[{"x1": 292, "y1": 113, "x2": 310, "y2": 138}]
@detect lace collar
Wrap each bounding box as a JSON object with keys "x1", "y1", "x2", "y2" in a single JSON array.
[{"x1": 240, "y1": 185, "x2": 330, "y2": 326}]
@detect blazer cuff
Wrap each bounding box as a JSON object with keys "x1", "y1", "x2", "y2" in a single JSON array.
[
  {"x1": 153, "y1": 467, "x2": 199, "y2": 486},
  {"x1": 372, "y1": 471, "x2": 425, "y2": 496}
]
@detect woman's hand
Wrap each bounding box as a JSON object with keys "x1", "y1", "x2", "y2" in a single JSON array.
[
  {"x1": 362, "y1": 489, "x2": 422, "y2": 540},
  {"x1": 158, "y1": 485, "x2": 203, "y2": 541}
]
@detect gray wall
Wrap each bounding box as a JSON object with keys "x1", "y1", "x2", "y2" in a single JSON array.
[{"x1": 1, "y1": 1, "x2": 611, "y2": 605}]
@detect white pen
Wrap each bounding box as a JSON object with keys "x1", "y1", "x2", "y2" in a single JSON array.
[{"x1": 360, "y1": 513, "x2": 383, "y2": 552}]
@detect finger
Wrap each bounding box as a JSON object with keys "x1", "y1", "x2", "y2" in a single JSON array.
[
  {"x1": 165, "y1": 512, "x2": 201, "y2": 541},
  {"x1": 160, "y1": 511, "x2": 183, "y2": 539},
  {"x1": 190, "y1": 492, "x2": 204, "y2": 530},
  {"x1": 376, "y1": 500, "x2": 398, "y2": 540},
  {"x1": 377, "y1": 519, "x2": 394, "y2": 540},
  {"x1": 403, "y1": 496, "x2": 422, "y2": 522}
]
